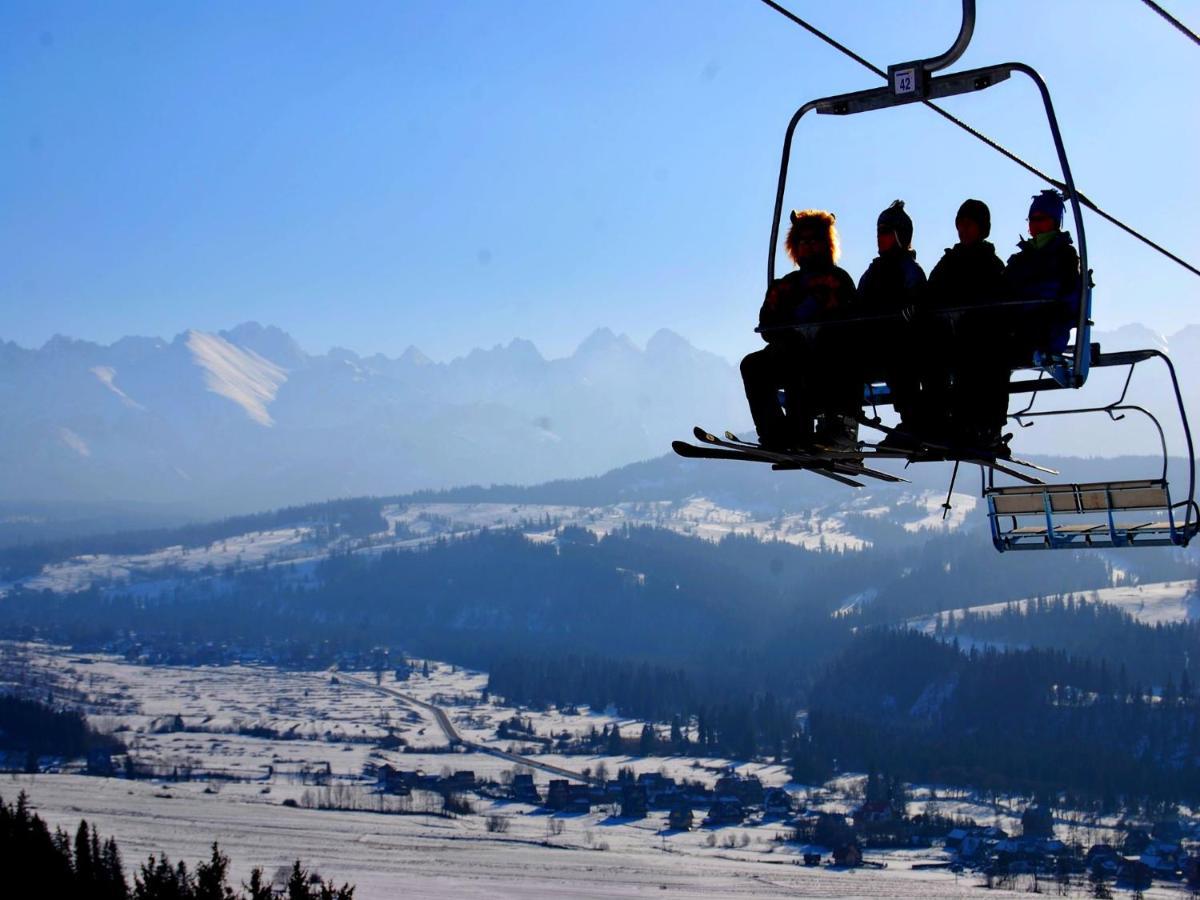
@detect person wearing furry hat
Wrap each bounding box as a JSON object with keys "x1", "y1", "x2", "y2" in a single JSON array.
[
  {"x1": 855, "y1": 200, "x2": 928, "y2": 447},
  {"x1": 740, "y1": 209, "x2": 858, "y2": 450},
  {"x1": 926, "y1": 199, "x2": 1009, "y2": 448},
  {"x1": 1003, "y1": 189, "x2": 1083, "y2": 358}
]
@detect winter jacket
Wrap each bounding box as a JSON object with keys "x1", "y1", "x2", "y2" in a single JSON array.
[
  {"x1": 1003, "y1": 231, "x2": 1082, "y2": 352},
  {"x1": 927, "y1": 240, "x2": 1005, "y2": 310},
  {"x1": 856, "y1": 249, "x2": 927, "y2": 315},
  {"x1": 758, "y1": 261, "x2": 857, "y2": 343}
]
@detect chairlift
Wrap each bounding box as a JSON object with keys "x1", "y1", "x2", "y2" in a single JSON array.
[{"x1": 676, "y1": 0, "x2": 1198, "y2": 551}]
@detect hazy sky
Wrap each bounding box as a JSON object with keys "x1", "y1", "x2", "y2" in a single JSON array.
[{"x1": 2, "y1": 0, "x2": 1197, "y2": 363}]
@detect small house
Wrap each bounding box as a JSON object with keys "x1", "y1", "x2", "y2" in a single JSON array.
[
  {"x1": 668, "y1": 804, "x2": 693, "y2": 831},
  {"x1": 704, "y1": 797, "x2": 745, "y2": 827},
  {"x1": 832, "y1": 841, "x2": 863, "y2": 868},
  {"x1": 763, "y1": 787, "x2": 793, "y2": 817},
  {"x1": 510, "y1": 773, "x2": 540, "y2": 804},
  {"x1": 620, "y1": 783, "x2": 648, "y2": 819}
]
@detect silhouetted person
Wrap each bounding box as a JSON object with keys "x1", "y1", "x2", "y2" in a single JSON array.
[
  {"x1": 1005, "y1": 189, "x2": 1083, "y2": 361},
  {"x1": 741, "y1": 209, "x2": 856, "y2": 450},
  {"x1": 856, "y1": 200, "x2": 927, "y2": 448},
  {"x1": 927, "y1": 198, "x2": 1007, "y2": 447}
]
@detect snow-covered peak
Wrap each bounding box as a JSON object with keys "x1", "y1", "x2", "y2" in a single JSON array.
[
  {"x1": 220, "y1": 322, "x2": 308, "y2": 370},
  {"x1": 186, "y1": 330, "x2": 288, "y2": 426}
]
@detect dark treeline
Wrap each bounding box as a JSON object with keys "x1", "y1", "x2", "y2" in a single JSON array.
[
  {"x1": 487, "y1": 654, "x2": 794, "y2": 760},
  {"x1": 0, "y1": 792, "x2": 354, "y2": 898},
  {"x1": 0, "y1": 694, "x2": 123, "y2": 760},
  {"x1": 805, "y1": 630, "x2": 1200, "y2": 804},
  {"x1": 937, "y1": 593, "x2": 1200, "y2": 684},
  {"x1": 0, "y1": 526, "x2": 861, "y2": 692},
  {"x1": 0, "y1": 524, "x2": 1182, "y2": 702},
  {"x1": 0, "y1": 497, "x2": 387, "y2": 580},
  {"x1": 488, "y1": 656, "x2": 696, "y2": 721}
]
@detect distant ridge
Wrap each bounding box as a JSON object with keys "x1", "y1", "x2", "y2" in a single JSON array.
[{"x1": 0, "y1": 322, "x2": 1194, "y2": 518}]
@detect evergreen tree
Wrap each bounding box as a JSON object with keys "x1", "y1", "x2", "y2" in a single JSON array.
[
  {"x1": 638, "y1": 723, "x2": 656, "y2": 756},
  {"x1": 194, "y1": 843, "x2": 235, "y2": 900},
  {"x1": 606, "y1": 725, "x2": 622, "y2": 755},
  {"x1": 75, "y1": 820, "x2": 94, "y2": 886},
  {"x1": 243, "y1": 869, "x2": 273, "y2": 900}
]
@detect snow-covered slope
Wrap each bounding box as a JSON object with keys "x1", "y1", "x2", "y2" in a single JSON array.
[
  {"x1": 908, "y1": 579, "x2": 1199, "y2": 633},
  {"x1": 186, "y1": 330, "x2": 287, "y2": 426}
]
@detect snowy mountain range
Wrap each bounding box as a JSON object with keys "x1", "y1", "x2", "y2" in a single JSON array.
[
  {"x1": 2, "y1": 321, "x2": 1195, "y2": 518},
  {"x1": 0, "y1": 323, "x2": 745, "y2": 515}
]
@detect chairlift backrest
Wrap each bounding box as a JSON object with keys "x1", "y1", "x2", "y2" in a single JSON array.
[{"x1": 989, "y1": 481, "x2": 1170, "y2": 516}]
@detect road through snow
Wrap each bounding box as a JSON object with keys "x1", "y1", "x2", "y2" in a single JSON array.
[{"x1": 334, "y1": 670, "x2": 595, "y2": 784}]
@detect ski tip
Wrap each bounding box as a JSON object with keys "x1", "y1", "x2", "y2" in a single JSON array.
[
  {"x1": 693, "y1": 426, "x2": 717, "y2": 443},
  {"x1": 671, "y1": 440, "x2": 693, "y2": 456},
  {"x1": 724, "y1": 430, "x2": 741, "y2": 443}
]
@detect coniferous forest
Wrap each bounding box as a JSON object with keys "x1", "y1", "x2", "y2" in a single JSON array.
[{"x1": 0, "y1": 792, "x2": 354, "y2": 899}]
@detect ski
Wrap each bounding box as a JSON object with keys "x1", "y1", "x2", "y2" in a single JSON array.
[
  {"x1": 855, "y1": 417, "x2": 1049, "y2": 485},
  {"x1": 695, "y1": 427, "x2": 908, "y2": 484},
  {"x1": 721, "y1": 429, "x2": 914, "y2": 481},
  {"x1": 672, "y1": 441, "x2": 865, "y2": 488}
]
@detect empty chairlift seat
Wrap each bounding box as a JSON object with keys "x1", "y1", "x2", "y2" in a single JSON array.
[{"x1": 985, "y1": 479, "x2": 1197, "y2": 551}]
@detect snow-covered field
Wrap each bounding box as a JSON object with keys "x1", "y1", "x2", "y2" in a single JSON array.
[
  {"x1": 12, "y1": 774, "x2": 1049, "y2": 900},
  {"x1": 4, "y1": 644, "x2": 1191, "y2": 898},
  {"x1": 909, "y1": 579, "x2": 1199, "y2": 634}
]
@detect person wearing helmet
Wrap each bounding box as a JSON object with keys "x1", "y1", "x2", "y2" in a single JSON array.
[
  {"x1": 927, "y1": 198, "x2": 1008, "y2": 449},
  {"x1": 740, "y1": 209, "x2": 857, "y2": 451},
  {"x1": 1004, "y1": 189, "x2": 1083, "y2": 360},
  {"x1": 856, "y1": 200, "x2": 928, "y2": 448}
]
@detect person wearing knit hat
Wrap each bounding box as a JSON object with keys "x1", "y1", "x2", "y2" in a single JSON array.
[
  {"x1": 928, "y1": 199, "x2": 1002, "y2": 308},
  {"x1": 1003, "y1": 189, "x2": 1082, "y2": 358},
  {"x1": 855, "y1": 200, "x2": 928, "y2": 446},
  {"x1": 741, "y1": 208, "x2": 859, "y2": 451},
  {"x1": 1027, "y1": 189, "x2": 1064, "y2": 230},
  {"x1": 926, "y1": 199, "x2": 1008, "y2": 449}
]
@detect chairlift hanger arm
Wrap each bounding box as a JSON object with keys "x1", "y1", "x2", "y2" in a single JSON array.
[
  {"x1": 755, "y1": 0, "x2": 1200, "y2": 280},
  {"x1": 763, "y1": 5, "x2": 1092, "y2": 384}
]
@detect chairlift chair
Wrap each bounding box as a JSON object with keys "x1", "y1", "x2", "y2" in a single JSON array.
[{"x1": 750, "y1": 0, "x2": 1197, "y2": 551}]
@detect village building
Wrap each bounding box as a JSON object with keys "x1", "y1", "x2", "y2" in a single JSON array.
[
  {"x1": 667, "y1": 804, "x2": 693, "y2": 831},
  {"x1": 704, "y1": 797, "x2": 745, "y2": 827},
  {"x1": 832, "y1": 841, "x2": 863, "y2": 868},
  {"x1": 509, "y1": 773, "x2": 540, "y2": 804},
  {"x1": 620, "y1": 783, "x2": 648, "y2": 819},
  {"x1": 763, "y1": 787, "x2": 793, "y2": 817}
]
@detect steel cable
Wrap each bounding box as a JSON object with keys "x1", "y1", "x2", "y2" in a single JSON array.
[
  {"x1": 1139, "y1": 0, "x2": 1200, "y2": 48},
  {"x1": 755, "y1": 0, "x2": 1200, "y2": 279}
]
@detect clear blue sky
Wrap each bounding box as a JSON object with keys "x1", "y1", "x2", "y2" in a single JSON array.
[{"x1": 2, "y1": 0, "x2": 1196, "y2": 363}]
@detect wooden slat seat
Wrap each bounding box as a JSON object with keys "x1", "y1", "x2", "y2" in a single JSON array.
[{"x1": 985, "y1": 478, "x2": 1189, "y2": 550}]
